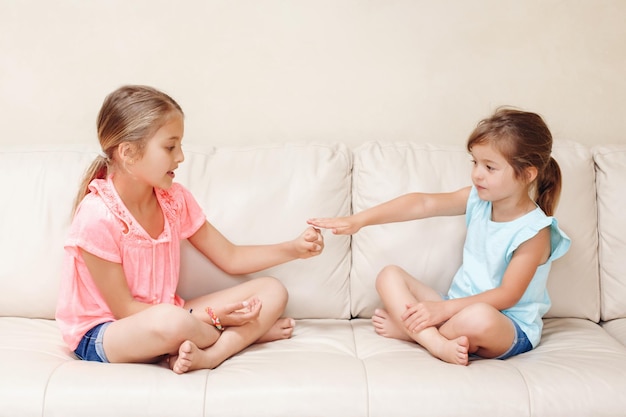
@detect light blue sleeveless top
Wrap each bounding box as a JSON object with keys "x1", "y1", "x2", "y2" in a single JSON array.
[{"x1": 447, "y1": 186, "x2": 571, "y2": 347}]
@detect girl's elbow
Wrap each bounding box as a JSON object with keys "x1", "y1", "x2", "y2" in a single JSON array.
[{"x1": 219, "y1": 264, "x2": 240, "y2": 275}]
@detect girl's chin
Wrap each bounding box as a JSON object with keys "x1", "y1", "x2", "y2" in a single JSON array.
[
  {"x1": 157, "y1": 177, "x2": 174, "y2": 189},
  {"x1": 475, "y1": 188, "x2": 490, "y2": 199}
]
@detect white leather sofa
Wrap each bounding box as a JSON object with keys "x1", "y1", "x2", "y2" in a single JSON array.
[{"x1": 1, "y1": 140, "x2": 625, "y2": 417}]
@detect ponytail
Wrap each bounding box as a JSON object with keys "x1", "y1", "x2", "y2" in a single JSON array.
[
  {"x1": 535, "y1": 156, "x2": 562, "y2": 216},
  {"x1": 72, "y1": 154, "x2": 109, "y2": 214}
]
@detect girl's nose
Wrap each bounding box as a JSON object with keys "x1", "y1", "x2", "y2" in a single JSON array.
[{"x1": 471, "y1": 166, "x2": 483, "y2": 181}]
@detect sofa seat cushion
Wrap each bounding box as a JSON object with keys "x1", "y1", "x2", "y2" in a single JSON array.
[
  {"x1": 355, "y1": 317, "x2": 626, "y2": 417},
  {"x1": 516, "y1": 318, "x2": 626, "y2": 417},
  {"x1": 0, "y1": 318, "x2": 69, "y2": 417},
  {"x1": 602, "y1": 318, "x2": 626, "y2": 346},
  {"x1": 2, "y1": 317, "x2": 626, "y2": 417},
  {"x1": 352, "y1": 319, "x2": 531, "y2": 416},
  {"x1": 2, "y1": 318, "x2": 369, "y2": 417},
  {"x1": 203, "y1": 319, "x2": 369, "y2": 417}
]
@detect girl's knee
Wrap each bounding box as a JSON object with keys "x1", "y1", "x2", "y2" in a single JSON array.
[
  {"x1": 455, "y1": 303, "x2": 501, "y2": 333},
  {"x1": 375, "y1": 265, "x2": 405, "y2": 290},
  {"x1": 256, "y1": 276, "x2": 288, "y2": 306},
  {"x1": 149, "y1": 304, "x2": 196, "y2": 341},
  {"x1": 150, "y1": 303, "x2": 184, "y2": 321}
]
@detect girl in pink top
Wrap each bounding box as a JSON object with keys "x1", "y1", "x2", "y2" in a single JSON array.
[{"x1": 56, "y1": 85, "x2": 324, "y2": 373}]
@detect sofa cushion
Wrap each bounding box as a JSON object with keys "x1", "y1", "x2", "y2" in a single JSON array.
[
  {"x1": 350, "y1": 141, "x2": 599, "y2": 321},
  {"x1": 546, "y1": 140, "x2": 599, "y2": 320},
  {"x1": 175, "y1": 143, "x2": 353, "y2": 319},
  {"x1": 0, "y1": 145, "x2": 96, "y2": 319},
  {"x1": 594, "y1": 145, "x2": 626, "y2": 321},
  {"x1": 515, "y1": 318, "x2": 626, "y2": 417},
  {"x1": 602, "y1": 319, "x2": 626, "y2": 346},
  {"x1": 0, "y1": 318, "x2": 69, "y2": 416},
  {"x1": 350, "y1": 142, "x2": 470, "y2": 318},
  {"x1": 0, "y1": 143, "x2": 353, "y2": 321},
  {"x1": 204, "y1": 319, "x2": 368, "y2": 417},
  {"x1": 352, "y1": 319, "x2": 532, "y2": 416}
]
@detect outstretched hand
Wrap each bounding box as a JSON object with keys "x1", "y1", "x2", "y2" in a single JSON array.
[
  {"x1": 215, "y1": 297, "x2": 262, "y2": 327},
  {"x1": 294, "y1": 226, "x2": 324, "y2": 259},
  {"x1": 307, "y1": 216, "x2": 361, "y2": 235}
]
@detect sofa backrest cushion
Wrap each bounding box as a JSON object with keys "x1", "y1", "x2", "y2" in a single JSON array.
[
  {"x1": 0, "y1": 143, "x2": 353, "y2": 321},
  {"x1": 350, "y1": 142, "x2": 469, "y2": 317},
  {"x1": 0, "y1": 145, "x2": 96, "y2": 318},
  {"x1": 594, "y1": 145, "x2": 626, "y2": 321},
  {"x1": 175, "y1": 143, "x2": 353, "y2": 319},
  {"x1": 547, "y1": 141, "x2": 599, "y2": 320},
  {"x1": 350, "y1": 141, "x2": 599, "y2": 321},
  {"x1": 0, "y1": 141, "x2": 600, "y2": 322}
]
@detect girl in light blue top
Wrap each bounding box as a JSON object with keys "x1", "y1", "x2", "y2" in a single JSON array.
[{"x1": 309, "y1": 108, "x2": 571, "y2": 365}]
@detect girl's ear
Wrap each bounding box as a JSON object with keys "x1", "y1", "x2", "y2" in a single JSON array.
[
  {"x1": 525, "y1": 166, "x2": 539, "y2": 184},
  {"x1": 117, "y1": 142, "x2": 136, "y2": 164}
]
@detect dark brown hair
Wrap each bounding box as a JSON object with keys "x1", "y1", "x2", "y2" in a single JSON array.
[
  {"x1": 467, "y1": 107, "x2": 562, "y2": 215},
  {"x1": 73, "y1": 85, "x2": 183, "y2": 212}
]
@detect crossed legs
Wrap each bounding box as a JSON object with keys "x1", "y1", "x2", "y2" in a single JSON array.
[
  {"x1": 101, "y1": 276, "x2": 291, "y2": 372},
  {"x1": 373, "y1": 265, "x2": 515, "y2": 365}
]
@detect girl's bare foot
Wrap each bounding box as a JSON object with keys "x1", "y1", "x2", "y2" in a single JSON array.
[
  {"x1": 432, "y1": 335, "x2": 470, "y2": 366},
  {"x1": 372, "y1": 309, "x2": 412, "y2": 341},
  {"x1": 169, "y1": 340, "x2": 204, "y2": 374},
  {"x1": 256, "y1": 318, "x2": 295, "y2": 343}
]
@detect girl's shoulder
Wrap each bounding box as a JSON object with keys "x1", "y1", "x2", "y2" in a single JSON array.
[
  {"x1": 70, "y1": 184, "x2": 126, "y2": 241},
  {"x1": 509, "y1": 210, "x2": 571, "y2": 261},
  {"x1": 76, "y1": 179, "x2": 116, "y2": 217},
  {"x1": 545, "y1": 216, "x2": 571, "y2": 260},
  {"x1": 80, "y1": 178, "x2": 131, "y2": 225}
]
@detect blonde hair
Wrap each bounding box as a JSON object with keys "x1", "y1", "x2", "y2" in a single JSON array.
[
  {"x1": 467, "y1": 107, "x2": 562, "y2": 216},
  {"x1": 73, "y1": 85, "x2": 183, "y2": 213}
]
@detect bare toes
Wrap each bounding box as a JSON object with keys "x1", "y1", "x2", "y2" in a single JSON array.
[
  {"x1": 257, "y1": 318, "x2": 295, "y2": 344},
  {"x1": 371, "y1": 309, "x2": 412, "y2": 341},
  {"x1": 170, "y1": 340, "x2": 196, "y2": 374}
]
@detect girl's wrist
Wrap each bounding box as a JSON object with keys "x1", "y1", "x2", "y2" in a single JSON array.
[
  {"x1": 352, "y1": 213, "x2": 367, "y2": 232},
  {"x1": 205, "y1": 307, "x2": 224, "y2": 331},
  {"x1": 289, "y1": 239, "x2": 304, "y2": 259}
]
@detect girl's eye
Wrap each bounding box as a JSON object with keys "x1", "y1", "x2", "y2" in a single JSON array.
[{"x1": 167, "y1": 146, "x2": 175, "y2": 152}]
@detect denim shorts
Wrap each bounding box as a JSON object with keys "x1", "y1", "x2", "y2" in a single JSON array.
[
  {"x1": 74, "y1": 322, "x2": 112, "y2": 363},
  {"x1": 495, "y1": 318, "x2": 533, "y2": 360}
]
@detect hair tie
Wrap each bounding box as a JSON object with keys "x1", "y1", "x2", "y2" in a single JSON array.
[{"x1": 98, "y1": 151, "x2": 109, "y2": 160}]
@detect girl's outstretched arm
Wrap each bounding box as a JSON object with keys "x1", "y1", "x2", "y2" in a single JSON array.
[
  {"x1": 188, "y1": 222, "x2": 324, "y2": 276},
  {"x1": 308, "y1": 186, "x2": 471, "y2": 235}
]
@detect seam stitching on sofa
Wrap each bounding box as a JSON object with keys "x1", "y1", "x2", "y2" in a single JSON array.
[{"x1": 351, "y1": 319, "x2": 371, "y2": 417}]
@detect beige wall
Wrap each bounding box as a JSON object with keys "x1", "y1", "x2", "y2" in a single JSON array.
[{"x1": 1, "y1": 0, "x2": 625, "y2": 148}]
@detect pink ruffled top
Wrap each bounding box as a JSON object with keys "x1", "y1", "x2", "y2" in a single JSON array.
[{"x1": 56, "y1": 177, "x2": 206, "y2": 350}]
